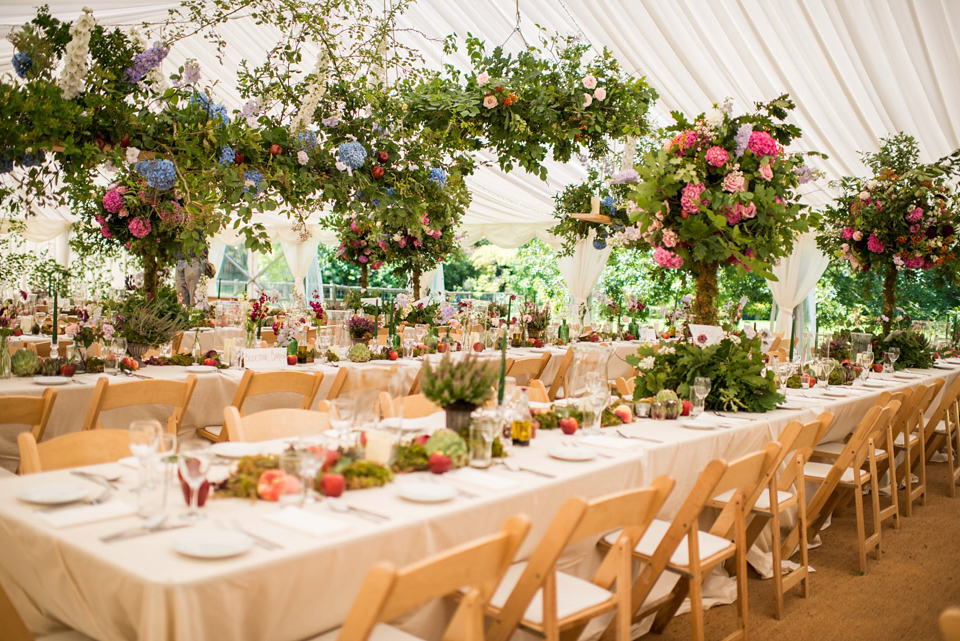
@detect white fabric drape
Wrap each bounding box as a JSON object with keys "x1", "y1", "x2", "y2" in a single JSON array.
[
  {"x1": 205, "y1": 241, "x2": 228, "y2": 296},
  {"x1": 557, "y1": 232, "x2": 611, "y2": 325},
  {"x1": 766, "y1": 233, "x2": 829, "y2": 335},
  {"x1": 279, "y1": 237, "x2": 320, "y2": 297}
]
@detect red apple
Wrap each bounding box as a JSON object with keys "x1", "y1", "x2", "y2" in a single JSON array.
[
  {"x1": 387, "y1": 350, "x2": 398, "y2": 361},
  {"x1": 120, "y1": 134, "x2": 130, "y2": 148},
  {"x1": 473, "y1": 342, "x2": 484, "y2": 352},
  {"x1": 372, "y1": 165, "x2": 385, "y2": 179},
  {"x1": 413, "y1": 434, "x2": 430, "y2": 446},
  {"x1": 286, "y1": 355, "x2": 298, "y2": 366},
  {"x1": 234, "y1": 151, "x2": 245, "y2": 164},
  {"x1": 429, "y1": 452, "x2": 452, "y2": 474},
  {"x1": 323, "y1": 449, "x2": 340, "y2": 471},
  {"x1": 589, "y1": 334, "x2": 600, "y2": 343},
  {"x1": 873, "y1": 364, "x2": 884, "y2": 373},
  {"x1": 269, "y1": 144, "x2": 282, "y2": 155},
  {"x1": 377, "y1": 151, "x2": 390, "y2": 163},
  {"x1": 12, "y1": 328, "x2": 22, "y2": 337},
  {"x1": 681, "y1": 401, "x2": 693, "y2": 417},
  {"x1": 256, "y1": 469, "x2": 299, "y2": 501},
  {"x1": 320, "y1": 473, "x2": 345, "y2": 497},
  {"x1": 437, "y1": 342, "x2": 449, "y2": 353},
  {"x1": 613, "y1": 404, "x2": 634, "y2": 423},
  {"x1": 533, "y1": 339, "x2": 544, "y2": 348},
  {"x1": 559, "y1": 417, "x2": 578, "y2": 435},
  {"x1": 60, "y1": 364, "x2": 76, "y2": 377},
  {"x1": 203, "y1": 357, "x2": 217, "y2": 367}
]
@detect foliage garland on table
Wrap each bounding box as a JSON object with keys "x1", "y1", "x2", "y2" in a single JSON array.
[
  {"x1": 816, "y1": 133, "x2": 960, "y2": 335},
  {"x1": 619, "y1": 96, "x2": 824, "y2": 325},
  {"x1": 626, "y1": 332, "x2": 784, "y2": 413}
]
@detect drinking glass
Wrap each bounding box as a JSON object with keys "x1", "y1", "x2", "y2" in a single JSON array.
[
  {"x1": 104, "y1": 350, "x2": 119, "y2": 375},
  {"x1": 691, "y1": 378, "x2": 710, "y2": 416},
  {"x1": 330, "y1": 398, "x2": 355, "y2": 445},
  {"x1": 278, "y1": 452, "x2": 304, "y2": 507},
  {"x1": 112, "y1": 336, "x2": 127, "y2": 356},
  {"x1": 154, "y1": 432, "x2": 177, "y2": 511},
  {"x1": 886, "y1": 347, "x2": 900, "y2": 371},
  {"x1": 129, "y1": 420, "x2": 162, "y2": 492},
  {"x1": 584, "y1": 371, "x2": 608, "y2": 435},
  {"x1": 177, "y1": 440, "x2": 211, "y2": 522},
  {"x1": 857, "y1": 351, "x2": 874, "y2": 380},
  {"x1": 469, "y1": 409, "x2": 498, "y2": 468}
]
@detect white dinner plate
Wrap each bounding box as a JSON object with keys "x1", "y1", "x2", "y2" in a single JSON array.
[
  {"x1": 209, "y1": 442, "x2": 262, "y2": 459},
  {"x1": 17, "y1": 482, "x2": 89, "y2": 505},
  {"x1": 548, "y1": 446, "x2": 597, "y2": 461},
  {"x1": 680, "y1": 422, "x2": 717, "y2": 431},
  {"x1": 33, "y1": 376, "x2": 72, "y2": 386},
  {"x1": 185, "y1": 365, "x2": 218, "y2": 374},
  {"x1": 822, "y1": 392, "x2": 849, "y2": 399},
  {"x1": 173, "y1": 529, "x2": 253, "y2": 559},
  {"x1": 396, "y1": 483, "x2": 458, "y2": 503}
]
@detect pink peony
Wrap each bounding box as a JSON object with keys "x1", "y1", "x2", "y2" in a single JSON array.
[
  {"x1": 722, "y1": 171, "x2": 747, "y2": 193},
  {"x1": 867, "y1": 233, "x2": 885, "y2": 253},
  {"x1": 680, "y1": 183, "x2": 707, "y2": 214},
  {"x1": 903, "y1": 255, "x2": 925, "y2": 269},
  {"x1": 582, "y1": 74, "x2": 597, "y2": 89},
  {"x1": 842, "y1": 226, "x2": 855, "y2": 239},
  {"x1": 100, "y1": 225, "x2": 112, "y2": 238},
  {"x1": 483, "y1": 95, "x2": 497, "y2": 109},
  {"x1": 653, "y1": 246, "x2": 684, "y2": 269},
  {"x1": 705, "y1": 146, "x2": 729, "y2": 168},
  {"x1": 758, "y1": 164, "x2": 774, "y2": 181},
  {"x1": 593, "y1": 87, "x2": 606, "y2": 101},
  {"x1": 747, "y1": 131, "x2": 779, "y2": 157},
  {"x1": 128, "y1": 217, "x2": 152, "y2": 238},
  {"x1": 906, "y1": 207, "x2": 923, "y2": 223},
  {"x1": 661, "y1": 229, "x2": 678, "y2": 247},
  {"x1": 852, "y1": 230, "x2": 863, "y2": 241},
  {"x1": 102, "y1": 190, "x2": 124, "y2": 213},
  {"x1": 358, "y1": 255, "x2": 368, "y2": 264}
]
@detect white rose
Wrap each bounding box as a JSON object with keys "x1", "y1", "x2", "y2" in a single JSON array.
[{"x1": 705, "y1": 109, "x2": 724, "y2": 127}]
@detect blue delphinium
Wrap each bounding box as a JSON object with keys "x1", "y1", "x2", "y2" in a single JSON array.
[
  {"x1": 337, "y1": 142, "x2": 367, "y2": 170},
  {"x1": 11, "y1": 52, "x2": 33, "y2": 79},
  {"x1": 602, "y1": 196, "x2": 615, "y2": 215},
  {"x1": 0, "y1": 148, "x2": 13, "y2": 174},
  {"x1": 294, "y1": 131, "x2": 318, "y2": 151},
  {"x1": 218, "y1": 146, "x2": 235, "y2": 166},
  {"x1": 428, "y1": 168, "x2": 447, "y2": 188},
  {"x1": 243, "y1": 170, "x2": 264, "y2": 195}
]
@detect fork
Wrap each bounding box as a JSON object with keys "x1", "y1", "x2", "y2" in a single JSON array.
[
  {"x1": 616, "y1": 430, "x2": 663, "y2": 444},
  {"x1": 37, "y1": 487, "x2": 113, "y2": 513}
]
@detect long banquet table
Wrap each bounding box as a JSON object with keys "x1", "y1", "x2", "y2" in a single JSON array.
[{"x1": 1, "y1": 364, "x2": 958, "y2": 641}]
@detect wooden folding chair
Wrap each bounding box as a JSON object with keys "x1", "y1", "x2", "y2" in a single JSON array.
[
  {"x1": 198, "y1": 369, "x2": 324, "y2": 442},
  {"x1": 307, "y1": 514, "x2": 531, "y2": 641},
  {"x1": 0, "y1": 388, "x2": 57, "y2": 443},
  {"x1": 924, "y1": 376, "x2": 960, "y2": 496},
  {"x1": 408, "y1": 366, "x2": 423, "y2": 395},
  {"x1": 334, "y1": 366, "x2": 401, "y2": 416},
  {"x1": 795, "y1": 402, "x2": 899, "y2": 574},
  {"x1": 1, "y1": 579, "x2": 95, "y2": 641},
  {"x1": 614, "y1": 376, "x2": 635, "y2": 398},
  {"x1": 525, "y1": 380, "x2": 549, "y2": 403},
  {"x1": 547, "y1": 348, "x2": 573, "y2": 401},
  {"x1": 223, "y1": 406, "x2": 327, "y2": 441},
  {"x1": 80, "y1": 375, "x2": 198, "y2": 435},
  {"x1": 597, "y1": 443, "x2": 782, "y2": 641},
  {"x1": 892, "y1": 381, "x2": 939, "y2": 515},
  {"x1": 505, "y1": 354, "x2": 551, "y2": 386},
  {"x1": 941, "y1": 607, "x2": 960, "y2": 641},
  {"x1": 31, "y1": 340, "x2": 73, "y2": 358},
  {"x1": 18, "y1": 429, "x2": 132, "y2": 474},
  {"x1": 486, "y1": 476, "x2": 674, "y2": 641},
  {"x1": 378, "y1": 393, "x2": 441, "y2": 419}
]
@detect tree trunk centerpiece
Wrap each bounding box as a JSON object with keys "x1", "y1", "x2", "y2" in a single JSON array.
[{"x1": 620, "y1": 96, "x2": 820, "y2": 328}]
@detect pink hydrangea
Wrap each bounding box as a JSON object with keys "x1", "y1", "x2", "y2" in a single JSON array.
[
  {"x1": 358, "y1": 255, "x2": 368, "y2": 264},
  {"x1": 852, "y1": 230, "x2": 863, "y2": 241},
  {"x1": 866, "y1": 233, "x2": 885, "y2": 253},
  {"x1": 102, "y1": 190, "x2": 124, "y2": 213},
  {"x1": 661, "y1": 229, "x2": 678, "y2": 247},
  {"x1": 100, "y1": 225, "x2": 112, "y2": 238},
  {"x1": 680, "y1": 183, "x2": 707, "y2": 214},
  {"x1": 653, "y1": 246, "x2": 684, "y2": 269},
  {"x1": 907, "y1": 207, "x2": 924, "y2": 223},
  {"x1": 903, "y1": 255, "x2": 925, "y2": 269},
  {"x1": 722, "y1": 171, "x2": 746, "y2": 193},
  {"x1": 705, "y1": 146, "x2": 729, "y2": 167},
  {"x1": 723, "y1": 206, "x2": 741, "y2": 225},
  {"x1": 128, "y1": 217, "x2": 152, "y2": 238},
  {"x1": 842, "y1": 226, "x2": 855, "y2": 239},
  {"x1": 747, "y1": 131, "x2": 779, "y2": 157},
  {"x1": 758, "y1": 164, "x2": 774, "y2": 181}
]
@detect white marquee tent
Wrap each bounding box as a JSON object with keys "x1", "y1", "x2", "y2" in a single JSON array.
[{"x1": 3, "y1": 0, "x2": 960, "y2": 327}]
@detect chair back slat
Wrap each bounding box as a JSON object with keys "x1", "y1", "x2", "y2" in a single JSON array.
[
  {"x1": 505, "y1": 354, "x2": 550, "y2": 386},
  {"x1": 223, "y1": 406, "x2": 328, "y2": 442},
  {"x1": 926, "y1": 376, "x2": 960, "y2": 434},
  {"x1": 547, "y1": 348, "x2": 574, "y2": 401},
  {"x1": 232, "y1": 369, "x2": 324, "y2": 415},
  {"x1": 81, "y1": 375, "x2": 198, "y2": 434},
  {"x1": 0, "y1": 388, "x2": 57, "y2": 442},
  {"x1": 18, "y1": 429, "x2": 132, "y2": 474}
]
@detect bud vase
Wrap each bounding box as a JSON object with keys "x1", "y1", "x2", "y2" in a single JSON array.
[{"x1": 0, "y1": 336, "x2": 11, "y2": 379}]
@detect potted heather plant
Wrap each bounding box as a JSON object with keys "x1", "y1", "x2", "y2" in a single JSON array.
[
  {"x1": 348, "y1": 315, "x2": 376, "y2": 344},
  {"x1": 421, "y1": 352, "x2": 500, "y2": 432}
]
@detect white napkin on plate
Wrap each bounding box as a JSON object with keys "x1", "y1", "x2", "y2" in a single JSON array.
[
  {"x1": 448, "y1": 468, "x2": 519, "y2": 490},
  {"x1": 264, "y1": 507, "x2": 351, "y2": 537},
  {"x1": 37, "y1": 500, "x2": 137, "y2": 528},
  {"x1": 578, "y1": 434, "x2": 641, "y2": 450}
]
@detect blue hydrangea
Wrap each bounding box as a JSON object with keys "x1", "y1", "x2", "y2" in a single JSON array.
[
  {"x1": 17, "y1": 150, "x2": 45, "y2": 167},
  {"x1": 189, "y1": 92, "x2": 211, "y2": 110},
  {"x1": 294, "y1": 131, "x2": 318, "y2": 150},
  {"x1": 593, "y1": 227, "x2": 608, "y2": 250},
  {"x1": 429, "y1": 168, "x2": 447, "y2": 188},
  {"x1": 133, "y1": 160, "x2": 152, "y2": 177},
  {"x1": 337, "y1": 142, "x2": 367, "y2": 170},
  {"x1": 208, "y1": 104, "x2": 230, "y2": 128},
  {"x1": 146, "y1": 159, "x2": 176, "y2": 190},
  {"x1": 0, "y1": 148, "x2": 13, "y2": 174},
  {"x1": 602, "y1": 196, "x2": 615, "y2": 215},
  {"x1": 244, "y1": 170, "x2": 264, "y2": 195},
  {"x1": 385, "y1": 188, "x2": 395, "y2": 196},
  {"x1": 218, "y1": 146, "x2": 235, "y2": 166},
  {"x1": 12, "y1": 52, "x2": 33, "y2": 79}
]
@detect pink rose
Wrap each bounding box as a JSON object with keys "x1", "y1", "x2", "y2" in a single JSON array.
[
  {"x1": 593, "y1": 87, "x2": 606, "y2": 101},
  {"x1": 582, "y1": 74, "x2": 597, "y2": 89},
  {"x1": 680, "y1": 182, "x2": 707, "y2": 214},
  {"x1": 759, "y1": 164, "x2": 773, "y2": 181},
  {"x1": 740, "y1": 202, "x2": 757, "y2": 219},
  {"x1": 582, "y1": 93, "x2": 593, "y2": 107},
  {"x1": 705, "y1": 146, "x2": 729, "y2": 168},
  {"x1": 662, "y1": 229, "x2": 678, "y2": 247},
  {"x1": 722, "y1": 171, "x2": 746, "y2": 193},
  {"x1": 477, "y1": 71, "x2": 490, "y2": 85},
  {"x1": 483, "y1": 95, "x2": 497, "y2": 109}
]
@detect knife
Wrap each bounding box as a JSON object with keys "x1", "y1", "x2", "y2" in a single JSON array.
[{"x1": 100, "y1": 523, "x2": 190, "y2": 543}]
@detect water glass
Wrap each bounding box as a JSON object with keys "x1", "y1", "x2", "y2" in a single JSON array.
[
  {"x1": 112, "y1": 337, "x2": 127, "y2": 356},
  {"x1": 177, "y1": 440, "x2": 211, "y2": 522},
  {"x1": 104, "y1": 351, "x2": 119, "y2": 375},
  {"x1": 857, "y1": 352, "x2": 874, "y2": 380},
  {"x1": 299, "y1": 440, "x2": 326, "y2": 503},
  {"x1": 278, "y1": 452, "x2": 304, "y2": 507},
  {"x1": 129, "y1": 420, "x2": 162, "y2": 491},
  {"x1": 330, "y1": 398, "x2": 355, "y2": 444},
  {"x1": 886, "y1": 347, "x2": 900, "y2": 372},
  {"x1": 469, "y1": 409, "x2": 498, "y2": 468}
]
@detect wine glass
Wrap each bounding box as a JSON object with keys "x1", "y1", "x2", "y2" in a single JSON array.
[
  {"x1": 112, "y1": 336, "x2": 127, "y2": 356},
  {"x1": 298, "y1": 440, "x2": 326, "y2": 504},
  {"x1": 691, "y1": 377, "x2": 711, "y2": 415},
  {"x1": 887, "y1": 347, "x2": 900, "y2": 371},
  {"x1": 129, "y1": 420, "x2": 162, "y2": 492},
  {"x1": 585, "y1": 371, "x2": 608, "y2": 434},
  {"x1": 155, "y1": 432, "x2": 177, "y2": 510},
  {"x1": 177, "y1": 440, "x2": 211, "y2": 522},
  {"x1": 329, "y1": 398, "x2": 355, "y2": 446},
  {"x1": 857, "y1": 351, "x2": 874, "y2": 380}
]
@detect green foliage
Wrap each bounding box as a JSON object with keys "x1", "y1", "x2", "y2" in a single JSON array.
[
  {"x1": 424, "y1": 429, "x2": 469, "y2": 468},
  {"x1": 117, "y1": 284, "x2": 189, "y2": 346},
  {"x1": 878, "y1": 331, "x2": 935, "y2": 370},
  {"x1": 421, "y1": 352, "x2": 499, "y2": 407},
  {"x1": 335, "y1": 459, "x2": 393, "y2": 490},
  {"x1": 627, "y1": 334, "x2": 783, "y2": 412},
  {"x1": 391, "y1": 443, "x2": 430, "y2": 473}
]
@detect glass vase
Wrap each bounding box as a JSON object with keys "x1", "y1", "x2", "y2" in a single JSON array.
[{"x1": 0, "y1": 335, "x2": 10, "y2": 379}]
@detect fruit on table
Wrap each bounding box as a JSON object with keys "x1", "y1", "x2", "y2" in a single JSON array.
[
  {"x1": 320, "y1": 473, "x2": 345, "y2": 497},
  {"x1": 428, "y1": 452, "x2": 452, "y2": 474},
  {"x1": 424, "y1": 429, "x2": 468, "y2": 468},
  {"x1": 203, "y1": 357, "x2": 218, "y2": 367},
  {"x1": 559, "y1": 417, "x2": 579, "y2": 435},
  {"x1": 256, "y1": 469, "x2": 299, "y2": 501},
  {"x1": 613, "y1": 404, "x2": 633, "y2": 423},
  {"x1": 286, "y1": 355, "x2": 298, "y2": 366},
  {"x1": 387, "y1": 350, "x2": 398, "y2": 361},
  {"x1": 436, "y1": 341, "x2": 448, "y2": 353},
  {"x1": 60, "y1": 363, "x2": 76, "y2": 377},
  {"x1": 473, "y1": 342, "x2": 484, "y2": 352},
  {"x1": 680, "y1": 401, "x2": 693, "y2": 417}
]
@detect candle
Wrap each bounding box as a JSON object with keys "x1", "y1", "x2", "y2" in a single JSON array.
[
  {"x1": 217, "y1": 278, "x2": 222, "y2": 300},
  {"x1": 374, "y1": 300, "x2": 379, "y2": 347},
  {"x1": 388, "y1": 301, "x2": 394, "y2": 340},
  {"x1": 52, "y1": 280, "x2": 58, "y2": 345},
  {"x1": 498, "y1": 326, "x2": 507, "y2": 404}
]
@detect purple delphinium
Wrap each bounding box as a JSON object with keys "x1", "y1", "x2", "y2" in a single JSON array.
[
  {"x1": 125, "y1": 42, "x2": 170, "y2": 84},
  {"x1": 734, "y1": 123, "x2": 753, "y2": 157}
]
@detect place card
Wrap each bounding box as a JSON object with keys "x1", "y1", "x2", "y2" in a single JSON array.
[
  {"x1": 264, "y1": 507, "x2": 351, "y2": 537},
  {"x1": 243, "y1": 348, "x2": 287, "y2": 371},
  {"x1": 688, "y1": 324, "x2": 725, "y2": 345},
  {"x1": 638, "y1": 328, "x2": 658, "y2": 341}
]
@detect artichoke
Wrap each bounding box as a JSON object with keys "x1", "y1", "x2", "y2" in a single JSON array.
[
  {"x1": 425, "y1": 429, "x2": 469, "y2": 468},
  {"x1": 39, "y1": 357, "x2": 67, "y2": 377},
  {"x1": 348, "y1": 344, "x2": 372, "y2": 363},
  {"x1": 11, "y1": 348, "x2": 40, "y2": 377},
  {"x1": 654, "y1": 389, "x2": 679, "y2": 403}
]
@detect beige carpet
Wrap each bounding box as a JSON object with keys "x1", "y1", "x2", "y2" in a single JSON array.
[{"x1": 647, "y1": 459, "x2": 960, "y2": 641}]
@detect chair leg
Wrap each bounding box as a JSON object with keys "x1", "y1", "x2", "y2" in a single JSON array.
[
  {"x1": 946, "y1": 426, "x2": 957, "y2": 498},
  {"x1": 853, "y1": 485, "x2": 868, "y2": 574},
  {"x1": 916, "y1": 433, "x2": 927, "y2": 507},
  {"x1": 689, "y1": 569, "x2": 706, "y2": 641},
  {"x1": 903, "y1": 443, "x2": 914, "y2": 517},
  {"x1": 868, "y1": 458, "x2": 882, "y2": 561},
  {"x1": 770, "y1": 506, "x2": 784, "y2": 621},
  {"x1": 797, "y1": 486, "x2": 810, "y2": 599}
]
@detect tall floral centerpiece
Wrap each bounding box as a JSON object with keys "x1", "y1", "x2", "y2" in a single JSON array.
[
  {"x1": 818, "y1": 133, "x2": 960, "y2": 335},
  {"x1": 621, "y1": 96, "x2": 822, "y2": 325},
  {"x1": 0, "y1": 297, "x2": 25, "y2": 379}
]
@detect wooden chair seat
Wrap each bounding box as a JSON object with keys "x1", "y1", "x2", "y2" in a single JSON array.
[
  {"x1": 603, "y1": 519, "x2": 734, "y2": 569},
  {"x1": 804, "y1": 460, "x2": 858, "y2": 483},
  {"x1": 489, "y1": 564, "x2": 614, "y2": 625},
  {"x1": 0, "y1": 388, "x2": 57, "y2": 443}
]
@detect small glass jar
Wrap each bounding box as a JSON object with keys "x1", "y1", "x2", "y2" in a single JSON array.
[
  {"x1": 664, "y1": 399, "x2": 680, "y2": 420},
  {"x1": 634, "y1": 400, "x2": 651, "y2": 419},
  {"x1": 651, "y1": 401, "x2": 667, "y2": 421}
]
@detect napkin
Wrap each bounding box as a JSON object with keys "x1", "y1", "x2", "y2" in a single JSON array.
[
  {"x1": 448, "y1": 468, "x2": 520, "y2": 491},
  {"x1": 264, "y1": 507, "x2": 351, "y2": 537},
  {"x1": 37, "y1": 500, "x2": 138, "y2": 528},
  {"x1": 578, "y1": 434, "x2": 641, "y2": 450}
]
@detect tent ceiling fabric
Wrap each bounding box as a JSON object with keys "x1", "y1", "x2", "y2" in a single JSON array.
[{"x1": 3, "y1": 0, "x2": 960, "y2": 242}]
